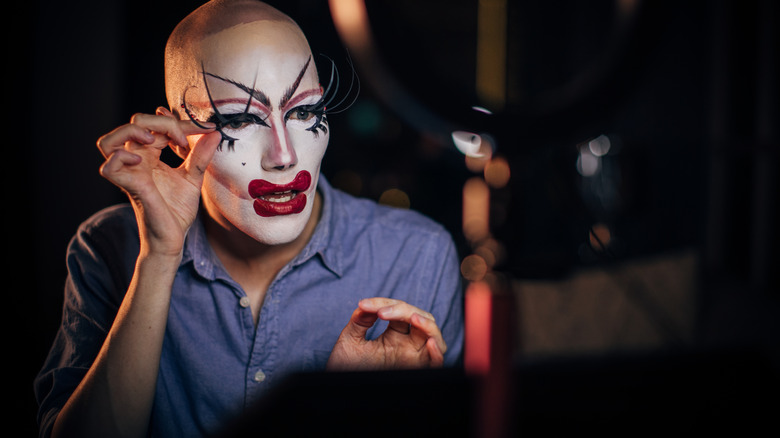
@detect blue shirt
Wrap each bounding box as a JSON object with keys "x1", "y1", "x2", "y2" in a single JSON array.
[{"x1": 34, "y1": 176, "x2": 464, "y2": 438}]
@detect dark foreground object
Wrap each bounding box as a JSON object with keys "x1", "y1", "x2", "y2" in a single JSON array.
[{"x1": 218, "y1": 348, "x2": 779, "y2": 437}]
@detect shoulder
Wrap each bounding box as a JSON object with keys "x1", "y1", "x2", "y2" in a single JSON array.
[
  {"x1": 67, "y1": 203, "x2": 140, "y2": 282},
  {"x1": 76, "y1": 203, "x2": 137, "y2": 234},
  {"x1": 70, "y1": 203, "x2": 139, "y2": 251},
  {"x1": 329, "y1": 187, "x2": 453, "y2": 246}
]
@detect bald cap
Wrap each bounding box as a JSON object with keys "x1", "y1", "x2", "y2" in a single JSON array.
[{"x1": 164, "y1": 0, "x2": 310, "y2": 111}]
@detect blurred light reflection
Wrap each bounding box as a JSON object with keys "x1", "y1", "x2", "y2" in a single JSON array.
[
  {"x1": 463, "y1": 177, "x2": 491, "y2": 242},
  {"x1": 484, "y1": 156, "x2": 511, "y2": 188}
]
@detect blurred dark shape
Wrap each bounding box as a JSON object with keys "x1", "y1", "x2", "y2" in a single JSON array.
[{"x1": 218, "y1": 348, "x2": 778, "y2": 437}]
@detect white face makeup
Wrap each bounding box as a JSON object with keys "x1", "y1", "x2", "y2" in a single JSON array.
[{"x1": 184, "y1": 20, "x2": 329, "y2": 245}]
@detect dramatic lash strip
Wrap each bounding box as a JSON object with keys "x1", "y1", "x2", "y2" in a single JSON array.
[{"x1": 307, "y1": 53, "x2": 360, "y2": 115}]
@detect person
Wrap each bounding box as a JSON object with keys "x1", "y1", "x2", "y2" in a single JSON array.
[{"x1": 34, "y1": 0, "x2": 464, "y2": 437}]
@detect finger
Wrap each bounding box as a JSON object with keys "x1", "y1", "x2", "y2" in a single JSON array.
[
  {"x1": 156, "y1": 106, "x2": 217, "y2": 138},
  {"x1": 387, "y1": 320, "x2": 411, "y2": 335},
  {"x1": 340, "y1": 307, "x2": 378, "y2": 342},
  {"x1": 410, "y1": 313, "x2": 447, "y2": 354},
  {"x1": 97, "y1": 124, "x2": 156, "y2": 158},
  {"x1": 130, "y1": 112, "x2": 215, "y2": 148},
  {"x1": 360, "y1": 298, "x2": 435, "y2": 323},
  {"x1": 99, "y1": 150, "x2": 143, "y2": 188},
  {"x1": 183, "y1": 131, "x2": 221, "y2": 181},
  {"x1": 426, "y1": 337, "x2": 445, "y2": 367}
]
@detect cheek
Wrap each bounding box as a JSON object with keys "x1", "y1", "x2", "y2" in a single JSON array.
[
  {"x1": 289, "y1": 129, "x2": 329, "y2": 165},
  {"x1": 205, "y1": 148, "x2": 257, "y2": 197}
]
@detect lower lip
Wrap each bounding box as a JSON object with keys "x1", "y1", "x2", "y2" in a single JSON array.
[{"x1": 249, "y1": 171, "x2": 311, "y2": 217}]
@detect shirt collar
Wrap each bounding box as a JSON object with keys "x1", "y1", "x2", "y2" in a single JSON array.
[{"x1": 182, "y1": 174, "x2": 344, "y2": 280}]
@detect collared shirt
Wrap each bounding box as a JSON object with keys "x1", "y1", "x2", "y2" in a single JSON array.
[{"x1": 34, "y1": 176, "x2": 464, "y2": 438}]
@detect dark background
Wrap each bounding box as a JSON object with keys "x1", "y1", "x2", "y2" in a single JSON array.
[{"x1": 10, "y1": 0, "x2": 778, "y2": 435}]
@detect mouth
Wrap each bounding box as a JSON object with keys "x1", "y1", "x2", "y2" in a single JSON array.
[{"x1": 248, "y1": 171, "x2": 312, "y2": 217}]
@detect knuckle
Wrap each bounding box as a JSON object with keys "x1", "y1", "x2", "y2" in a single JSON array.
[{"x1": 129, "y1": 112, "x2": 147, "y2": 124}]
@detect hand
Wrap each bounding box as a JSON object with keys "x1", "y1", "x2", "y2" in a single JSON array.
[
  {"x1": 97, "y1": 107, "x2": 220, "y2": 256},
  {"x1": 326, "y1": 298, "x2": 448, "y2": 370}
]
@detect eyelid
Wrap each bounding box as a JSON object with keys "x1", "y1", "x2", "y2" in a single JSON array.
[{"x1": 209, "y1": 112, "x2": 268, "y2": 126}]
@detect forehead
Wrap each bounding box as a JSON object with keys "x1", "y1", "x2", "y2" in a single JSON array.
[{"x1": 196, "y1": 20, "x2": 316, "y2": 93}]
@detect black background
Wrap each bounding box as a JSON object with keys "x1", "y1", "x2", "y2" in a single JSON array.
[{"x1": 9, "y1": 0, "x2": 778, "y2": 435}]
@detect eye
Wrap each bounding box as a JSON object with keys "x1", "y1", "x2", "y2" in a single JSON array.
[
  {"x1": 288, "y1": 108, "x2": 316, "y2": 122},
  {"x1": 211, "y1": 113, "x2": 267, "y2": 130}
]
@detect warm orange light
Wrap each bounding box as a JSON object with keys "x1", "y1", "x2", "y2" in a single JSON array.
[
  {"x1": 328, "y1": 0, "x2": 372, "y2": 53},
  {"x1": 476, "y1": 0, "x2": 507, "y2": 109},
  {"x1": 463, "y1": 177, "x2": 490, "y2": 242},
  {"x1": 589, "y1": 223, "x2": 612, "y2": 249},
  {"x1": 484, "y1": 156, "x2": 510, "y2": 188},
  {"x1": 461, "y1": 254, "x2": 488, "y2": 281},
  {"x1": 378, "y1": 188, "x2": 410, "y2": 209},
  {"x1": 465, "y1": 281, "x2": 493, "y2": 375}
]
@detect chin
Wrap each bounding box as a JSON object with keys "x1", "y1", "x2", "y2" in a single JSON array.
[{"x1": 240, "y1": 206, "x2": 313, "y2": 246}]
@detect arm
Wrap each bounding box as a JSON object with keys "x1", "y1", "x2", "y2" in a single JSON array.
[{"x1": 51, "y1": 109, "x2": 219, "y2": 438}]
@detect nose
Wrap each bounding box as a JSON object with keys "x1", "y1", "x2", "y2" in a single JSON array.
[{"x1": 261, "y1": 124, "x2": 298, "y2": 171}]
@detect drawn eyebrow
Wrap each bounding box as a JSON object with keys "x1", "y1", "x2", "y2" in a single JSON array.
[
  {"x1": 204, "y1": 71, "x2": 272, "y2": 108},
  {"x1": 280, "y1": 55, "x2": 312, "y2": 110}
]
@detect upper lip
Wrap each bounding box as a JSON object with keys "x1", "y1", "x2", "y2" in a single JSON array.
[{"x1": 248, "y1": 171, "x2": 311, "y2": 198}]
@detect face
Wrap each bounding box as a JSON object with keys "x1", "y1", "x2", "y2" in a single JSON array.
[{"x1": 181, "y1": 20, "x2": 329, "y2": 245}]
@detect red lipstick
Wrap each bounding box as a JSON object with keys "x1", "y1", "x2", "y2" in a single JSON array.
[{"x1": 248, "y1": 171, "x2": 312, "y2": 217}]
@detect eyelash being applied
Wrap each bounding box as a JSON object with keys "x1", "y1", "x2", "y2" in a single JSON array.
[{"x1": 180, "y1": 53, "x2": 359, "y2": 150}]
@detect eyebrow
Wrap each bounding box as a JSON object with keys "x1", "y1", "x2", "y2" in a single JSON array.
[
  {"x1": 204, "y1": 72, "x2": 271, "y2": 108},
  {"x1": 280, "y1": 56, "x2": 312, "y2": 110},
  {"x1": 203, "y1": 55, "x2": 313, "y2": 112}
]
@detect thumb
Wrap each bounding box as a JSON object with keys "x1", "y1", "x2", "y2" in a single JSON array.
[{"x1": 183, "y1": 131, "x2": 221, "y2": 181}]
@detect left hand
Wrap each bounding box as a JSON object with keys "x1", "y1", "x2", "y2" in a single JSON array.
[{"x1": 326, "y1": 298, "x2": 447, "y2": 370}]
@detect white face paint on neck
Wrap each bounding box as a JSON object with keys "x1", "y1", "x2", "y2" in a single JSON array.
[{"x1": 185, "y1": 20, "x2": 329, "y2": 245}]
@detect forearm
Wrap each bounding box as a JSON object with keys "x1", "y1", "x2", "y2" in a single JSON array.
[{"x1": 52, "y1": 252, "x2": 181, "y2": 438}]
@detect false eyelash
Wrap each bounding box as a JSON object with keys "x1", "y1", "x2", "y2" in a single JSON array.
[
  {"x1": 181, "y1": 53, "x2": 359, "y2": 147},
  {"x1": 293, "y1": 53, "x2": 359, "y2": 138},
  {"x1": 308, "y1": 52, "x2": 360, "y2": 116},
  {"x1": 181, "y1": 62, "x2": 262, "y2": 151},
  {"x1": 181, "y1": 91, "x2": 240, "y2": 151}
]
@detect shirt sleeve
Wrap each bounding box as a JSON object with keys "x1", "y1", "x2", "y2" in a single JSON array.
[
  {"x1": 33, "y1": 206, "x2": 138, "y2": 438},
  {"x1": 421, "y1": 227, "x2": 465, "y2": 367}
]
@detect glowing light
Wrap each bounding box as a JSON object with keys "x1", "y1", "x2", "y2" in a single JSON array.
[
  {"x1": 328, "y1": 0, "x2": 371, "y2": 52},
  {"x1": 463, "y1": 177, "x2": 490, "y2": 242},
  {"x1": 474, "y1": 237, "x2": 505, "y2": 268},
  {"x1": 465, "y1": 281, "x2": 492, "y2": 375},
  {"x1": 378, "y1": 188, "x2": 410, "y2": 209},
  {"x1": 589, "y1": 223, "x2": 612, "y2": 249},
  {"x1": 476, "y1": 0, "x2": 507, "y2": 109},
  {"x1": 472, "y1": 106, "x2": 493, "y2": 115},
  {"x1": 452, "y1": 131, "x2": 484, "y2": 157},
  {"x1": 459, "y1": 133, "x2": 494, "y2": 173},
  {"x1": 588, "y1": 134, "x2": 611, "y2": 157},
  {"x1": 576, "y1": 145, "x2": 601, "y2": 177},
  {"x1": 484, "y1": 156, "x2": 510, "y2": 188},
  {"x1": 461, "y1": 254, "x2": 489, "y2": 281}
]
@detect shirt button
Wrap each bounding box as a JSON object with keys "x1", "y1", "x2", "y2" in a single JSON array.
[
  {"x1": 254, "y1": 369, "x2": 266, "y2": 382},
  {"x1": 239, "y1": 296, "x2": 251, "y2": 308}
]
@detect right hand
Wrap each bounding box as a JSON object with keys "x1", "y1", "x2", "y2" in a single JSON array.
[{"x1": 97, "y1": 107, "x2": 221, "y2": 256}]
